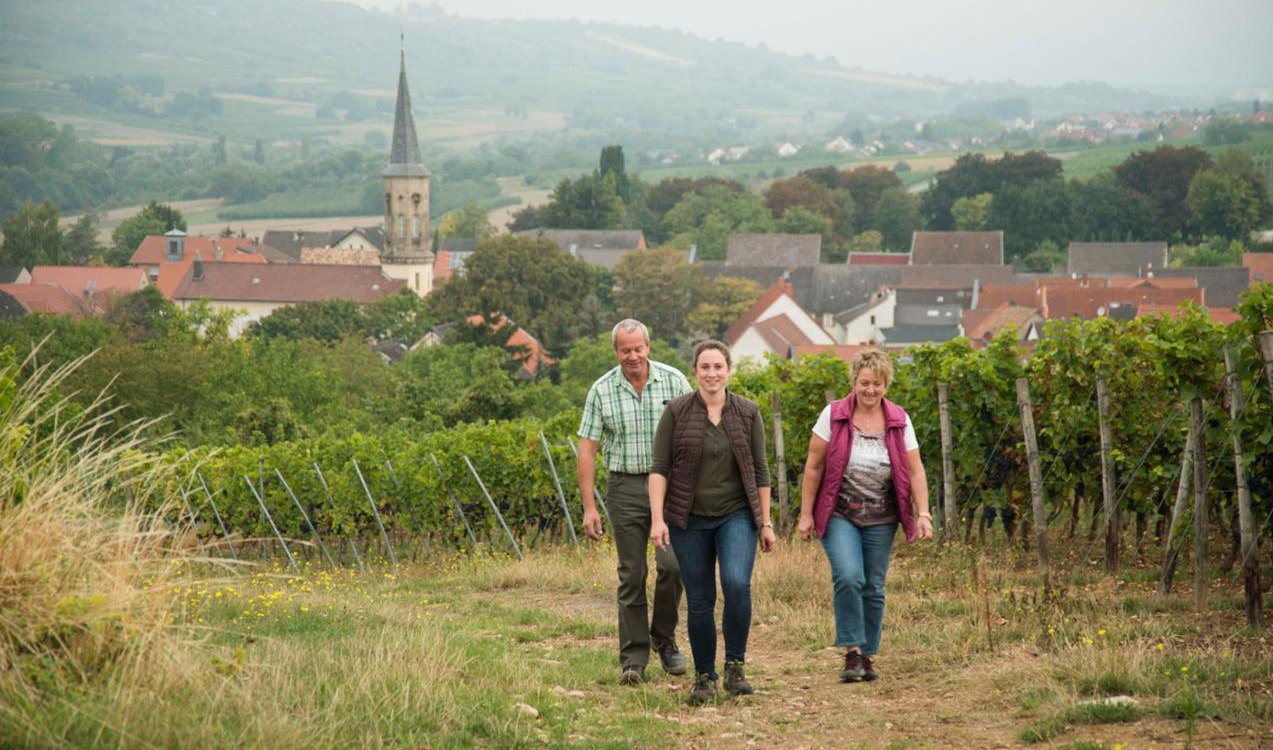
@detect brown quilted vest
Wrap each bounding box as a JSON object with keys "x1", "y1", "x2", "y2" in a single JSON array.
[{"x1": 663, "y1": 390, "x2": 765, "y2": 530}]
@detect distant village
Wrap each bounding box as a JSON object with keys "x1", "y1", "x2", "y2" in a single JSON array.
[{"x1": 3, "y1": 57, "x2": 1270, "y2": 368}]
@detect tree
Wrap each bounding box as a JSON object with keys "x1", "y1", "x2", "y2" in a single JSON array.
[
  {"x1": 399, "y1": 343, "x2": 521, "y2": 426},
  {"x1": 611, "y1": 246, "x2": 704, "y2": 344},
  {"x1": 540, "y1": 172, "x2": 624, "y2": 230},
  {"x1": 847, "y1": 230, "x2": 884, "y2": 251},
  {"x1": 1114, "y1": 145, "x2": 1213, "y2": 238},
  {"x1": 506, "y1": 203, "x2": 544, "y2": 232},
  {"x1": 252, "y1": 138, "x2": 266, "y2": 164},
  {"x1": 63, "y1": 210, "x2": 103, "y2": 264},
  {"x1": 556, "y1": 332, "x2": 687, "y2": 405},
  {"x1": 1203, "y1": 118, "x2": 1250, "y2": 146},
  {"x1": 598, "y1": 145, "x2": 631, "y2": 203},
  {"x1": 1069, "y1": 175, "x2": 1160, "y2": 242},
  {"x1": 951, "y1": 192, "x2": 994, "y2": 230},
  {"x1": 437, "y1": 202, "x2": 496, "y2": 239},
  {"x1": 989, "y1": 180, "x2": 1075, "y2": 261},
  {"x1": 1018, "y1": 240, "x2": 1067, "y2": 272},
  {"x1": 362, "y1": 288, "x2": 433, "y2": 343},
  {"x1": 0, "y1": 201, "x2": 64, "y2": 267},
  {"x1": 686, "y1": 276, "x2": 762, "y2": 339},
  {"x1": 103, "y1": 285, "x2": 178, "y2": 343},
  {"x1": 871, "y1": 187, "x2": 920, "y2": 251},
  {"x1": 212, "y1": 134, "x2": 227, "y2": 165},
  {"x1": 661, "y1": 185, "x2": 773, "y2": 260},
  {"x1": 245, "y1": 299, "x2": 366, "y2": 343},
  {"x1": 764, "y1": 176, "x2": 837, "y2": 221},
  {"x1": 836, "y1": 165, "x2": 902, "y2": 232},
  {"x1": 775, "y1": 206, "x2": 834, "y2": 246},
  {"x1": 643, "y1": 177, "x2": 745, "y2": 244},
  {"x1": 109, "y1": 201, "x2": 187, "y2": 266},
  {"x1": 428, "y1": 235, "x2": 594, "y2": 355},
  {"x1": 1186, "y1": 170, "x2": 1265, "y2": 240},
  {"x1": 921, "y1": 151, "x2": 1061, "y2": 229}
]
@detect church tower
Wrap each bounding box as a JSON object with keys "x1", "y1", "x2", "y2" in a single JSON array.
[{"x1": 380, "y1": 42, "x2": 433, "y2": 296}]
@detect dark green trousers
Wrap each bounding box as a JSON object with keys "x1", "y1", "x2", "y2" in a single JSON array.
[{"x1": 607, "y1": 472, "x2": 682, "y2": 669}]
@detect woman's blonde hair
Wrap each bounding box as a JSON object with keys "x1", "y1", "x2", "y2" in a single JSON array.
[{"x1": 852, "y1": 349, "x2": 894, "y2": 388}]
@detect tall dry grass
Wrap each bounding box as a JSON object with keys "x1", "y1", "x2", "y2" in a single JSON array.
[{"x1": 0, "y1": 348, "x2": 195, "y2": 746}]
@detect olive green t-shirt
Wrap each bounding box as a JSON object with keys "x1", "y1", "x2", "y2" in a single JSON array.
[{"x1": 652, "y1": 408, "x2": 770, "y2": 517}]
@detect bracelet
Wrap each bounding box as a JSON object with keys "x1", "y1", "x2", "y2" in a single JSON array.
[
  {"x1": 918, "y1": 512, "x2": 932, "y2": 520},
  {"x1": 762, "y1": 523, "x2": 773, "y2": 528}
]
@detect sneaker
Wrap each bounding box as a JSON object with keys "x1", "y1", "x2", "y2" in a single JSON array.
[
  {"x1": 618, "y1": 665, "x2": 646, "y2": 686},
  {"x1": 723, "y1": 660, "x2": 753, "y2": 695},
  {"x1": 862, "y1": 655, "x2": 878, "y2": 682},
  {"x1": 687, "y1": 672, "x2": 718, "y2": 706},
  {"x1": 840, "y1": 650, "x2": 866, "y2": 683},
  {"x1": 656, "y1": 641, "x2": 688, "y2": 676}
]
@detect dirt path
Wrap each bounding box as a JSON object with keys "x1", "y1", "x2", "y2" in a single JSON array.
[{"x1": 487, "y1": 586, "x2": 1265, "y2": 749}]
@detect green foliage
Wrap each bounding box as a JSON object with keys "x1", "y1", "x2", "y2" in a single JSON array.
[
  {"x1": 540, "y1": 172, "x2": 624, "y2": 230},
  {"x1": 921, "y1": 151, "x2": 1062, "y2": 229},
  {"x1": 611, "y1": 247, "x2": 704, "y2": 345},
  {"x1": 1019, "y1": 240, "x2": 1067, "y2": 272},
  {"x1": 1114, "y1": 145, "x2": 1214, "y2": 238},
  {"x1": 428, "y1": 235, "x2": 596, "y2": 357},
  {"x1": 1186, "y1": 170, "x2": 1267, "y2": 240},
  {"x1": 437, "y1": 202, "x2": 496, "y2": 239},
  {"x1": 872, "y1": 187, "x2": 921, "y2": 251},
  {"x1": 661, "y1": 185, "x2": 774, "y2": 260},
  {"x1": 0, "y1": 201, "x2": 64, "y2": 267},
  {"x1": 951, "y1": 192, "x2": 994, "y2": 230},
  {"x1": 245, "y1": 300, "x2": 365, "y2": 343},
  {"x1": 1204, "y1": 118, "x2": 1250, "y2": 146}
]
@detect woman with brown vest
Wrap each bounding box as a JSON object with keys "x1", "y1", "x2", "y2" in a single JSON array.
[{"x1": 649, "y1": 340, "x2": 776, "y2": 706}]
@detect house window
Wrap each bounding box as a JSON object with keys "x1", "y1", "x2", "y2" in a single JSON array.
[
  {"x1": 397, "y1": 215, "x2": 406, "y2": 239},
  {"x1": 412, "y1": 216, "x2": 421, "y2": 239},
  {"x1": 414, "y1": 272, "x2": 420, "y2": 290},
  {"x1": 926, "y1": 310, "x2": 939, "y2": 317},
  {"x1": 869, "y1": 315, "x2": 876, "y2": 325}
]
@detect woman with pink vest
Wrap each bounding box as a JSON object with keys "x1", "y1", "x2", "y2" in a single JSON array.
[{"x1": 798, "y1": 350, "x2": 933, "y2": 683}]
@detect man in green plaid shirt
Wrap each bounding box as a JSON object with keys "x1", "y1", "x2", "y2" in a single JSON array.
[{"x1": 578, "y1": 319, "x2": 691, "y2": 685}]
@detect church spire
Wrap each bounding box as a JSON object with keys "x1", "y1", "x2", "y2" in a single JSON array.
[{"x1": 386, "y1": 36, "x2": 427, "y2": 177}]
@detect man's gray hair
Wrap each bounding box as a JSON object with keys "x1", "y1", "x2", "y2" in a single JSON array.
[{"x1": 611, "y1": 318, "x2": 650, "y2": 347}]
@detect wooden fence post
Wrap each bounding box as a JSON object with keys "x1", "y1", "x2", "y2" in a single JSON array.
[
  {"x1": 1192, "y1": 398, "x2": 1209, "y2": 611},
  {"x1": 937, "y1": 383, "x2": 957, "y2": 545},
  {"x1": 1159, "y1": 403, "x2": 1197, "y2": 595},
  {"x1": 1224, "y1": 347, "x2": 1264, "y2": 628},
  {"x1": 770, "y1": 392, "x2": 790, "y2": 533},
  {"x1": 1096, "y1": 377, "x2": 1119, "y2": 574},
  {"x1": 1016, "y1": 378, "x2": 1049, "y2": 585},
  {"x1": 1260, "y1": 331, "x2": 1273, "y2": 410}
]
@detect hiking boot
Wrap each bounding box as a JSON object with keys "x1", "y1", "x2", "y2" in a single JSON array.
[
  {"x1": 840, "y1": 650, "x2": 866, "y2": 682},
  {"x1": 862, "y1": 654, "x2": 878, "y2": 682},
  {"x1": 656, "y1": 641, "x2": 688, "y2": 676},
  {"x1": 618, "y1": 665, "x2": 646, "y2": 686},
  {"x1": 723, "y1": 660, "x2": 754, "y2": 695},
  {"x1": 687, "y1": 672, "x2": 718, "y2": 706}
]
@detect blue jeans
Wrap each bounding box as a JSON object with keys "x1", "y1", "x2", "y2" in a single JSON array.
[
  {"x1": 668, "y1": 508, "x2": 757, "y2": 678},
  {"x1": 820, "y1": 517, "x2": 897, "y2": 655}
]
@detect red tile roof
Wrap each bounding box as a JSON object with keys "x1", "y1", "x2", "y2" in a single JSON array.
[
  {"x1": 29, "y1": 266, "x2": 148, "y2": 296},
  {"x1": 965, "y1": 304, "x2": 1043, "y2": 341},
  {"x1": 793, "y1": 343, "x2": 878, "y2": 363},
  {"x1": 723, "y1": 278, "x2": 796, "y2": 346},
  {"x1": 1041, "y1": 285, "x2": 1202, "y2": 319},
  {"x1": 0, "y1": 283, "x2": 98, "y2": 316},
  {"x1": 753, "y1": 313, "x2": 819, "y2": 355},
  {"x1": 173, "y1": 263, "x2": 404, "y2": 304},
  {"x1": 130, "y1": 235, "x2": 268, "y2": 298},
  {"x1": 1107, "y1": 277, "x2": 1197, "y2": 290}
]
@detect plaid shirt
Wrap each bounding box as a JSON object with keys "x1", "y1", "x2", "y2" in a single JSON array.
[{"x1": 578, "y1": 360, "x2": 692, "y2": 474}]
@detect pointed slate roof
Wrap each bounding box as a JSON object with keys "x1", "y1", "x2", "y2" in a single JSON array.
[{"x1": 384, "y1": 49, "x2": 429, "y2": 178}]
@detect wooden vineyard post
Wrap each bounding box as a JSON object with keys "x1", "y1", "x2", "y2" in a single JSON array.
[
  {"x1": 1016, "y1": 378, "x2": 1049, "y2": 584},
  {"x1": 1224, "y1": 347, "x2": 1264, "y2": 627},
  {"x1": 937, "y1": 383, "x2": 957, "y2": 545},
  {"x1": 771, "y1": 392, "x2": 790, "y2": 533},
  {"x1": 1159, "y1": 406, "x2": 1197, "y2": 595},
  {"x1": 1192, "y1": 398, "x2": 1209, "y2": 611},
  {"x1": 1096, "y1": 377, "x2": 1119, "y2": 574},
  {"x1": 1260, "y1": 331, "x2": 1273, "y2": 410}
]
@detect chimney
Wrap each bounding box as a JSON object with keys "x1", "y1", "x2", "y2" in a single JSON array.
[
  {"x1": 215, "y1": 246, "x2": 223, "y2": 261},
  {"x1": 1080, "y1": 273, "x2": 1088, "y2": 288},
  {"x1": 84, "y1": 279, "x2": 96, "y2": 298},
  {"x1": 193, "y1": 251, "x2": 204, "y2": 281}
]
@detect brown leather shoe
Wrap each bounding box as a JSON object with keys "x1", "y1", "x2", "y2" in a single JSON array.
[{"x1": 840, "y1": 650, "x2": 865, "y2": 682}]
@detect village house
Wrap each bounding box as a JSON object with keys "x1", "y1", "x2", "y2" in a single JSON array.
[
  {"x1": 722, "y1": 278, "x2": 834, "y2": 363},
  {"x1": 513, "y1": 229, "x2": 647, "y2": 270},
  {"x1": 130, "y1": 230, "x2": 268, "y2": 298}
]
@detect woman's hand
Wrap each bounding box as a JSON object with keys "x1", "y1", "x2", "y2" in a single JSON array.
[
  {"x1": 915, "y1": 515, "x2": 934, "y2": 541},
  {"x1": 650, "y1": 518, "x2": 670, "y2": 551},
  {"x1": 759, "y1": 525, "x2": 777, "y2": 552},
  {"x1": 797, "y1": 513, "x2": 815, "y2": 542}
]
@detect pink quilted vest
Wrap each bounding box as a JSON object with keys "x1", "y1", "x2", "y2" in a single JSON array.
[{"x1": 812, "y1": 393, "x2": 916, "y2": 542}]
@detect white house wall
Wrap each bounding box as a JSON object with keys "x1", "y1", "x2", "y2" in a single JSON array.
[{"x1": 754, "y1": 295, "x2": 833, "y2": 345}]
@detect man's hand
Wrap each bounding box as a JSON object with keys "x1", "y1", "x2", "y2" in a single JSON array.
[
  {"x1": 582, "y1": 507, "x2": 604, "y2": 540},
  {"x1": 649, "y1": 518, "x2": 670, "y2": 551}
]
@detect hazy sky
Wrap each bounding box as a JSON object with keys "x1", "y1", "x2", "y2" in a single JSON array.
[{"x1": 351, "y1": 0, "x2": 1272, "y2": 94}]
